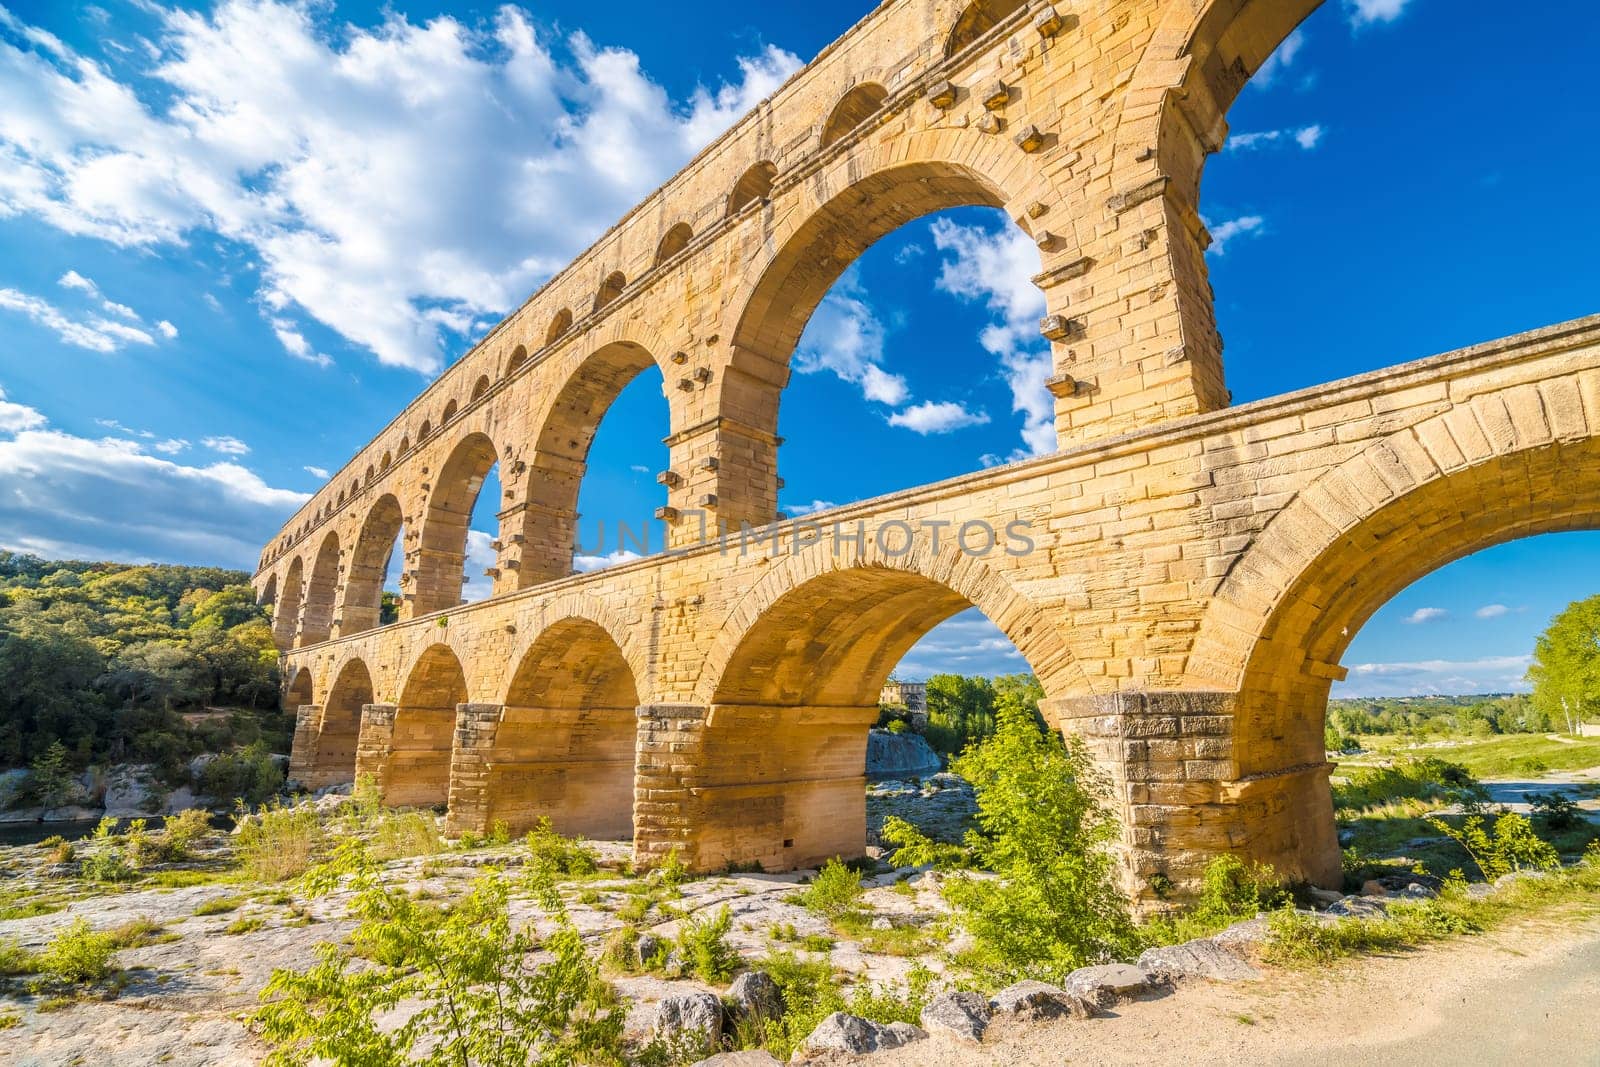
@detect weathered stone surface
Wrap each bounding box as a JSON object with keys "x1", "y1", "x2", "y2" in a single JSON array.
[
  {"x1": 802, "y1": 1012, "x2": 926, "y2": 1055},
  {"x1": 653, "y1": 992, "x2": 724, "y2": 1051},
  {"x1": 865, "y1": 730, "x2": 941, "y2": 778},
  {"x1": 691, "y1": 1053, "x2": 782, "y2": 1067},
  {"x1": 1138, "y1": 939, "x2": 1260, "y2": 982},
  {"x1": 920, "y1": 990, "x2": 991, "y2": 1043},
  {"x1": 1065, "y1": 963, "x2": 1149, "y2": 1005},
  {"x1": 989, "y1": 981, "x2": 1095, "y2": 1021},
  {"x1": 727, "y1": 970, "x2": 783, "y2": 1023}
]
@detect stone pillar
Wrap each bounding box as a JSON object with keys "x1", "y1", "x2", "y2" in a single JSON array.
[
  {"x1": 382, "y1": 705, "x2": 457, "y2": 809},
  {"x1": 496, "y1": 498, "x2": 577, "y2": 590},
  {"x1": 633, "y1": 704, "x2": 707, "y2": 869},
  {"x1": 287, "y1": 704, "x2": 322, "y2": 788},
  {"x1": 446, "y1": 703, "x2": 504, "y2": 835},
  {"x1": 473, "y1": 706, "x2": 635, "y2": 839},
  {"x1": 353, "y1": 703, "x2": 398, "y2": 794},
  {"x1": 660, "y1": 413, "x2": 780, "y2": 550},
  {"x1": 1044, "y1": 691, "x2": 1339, "y2": 908}
]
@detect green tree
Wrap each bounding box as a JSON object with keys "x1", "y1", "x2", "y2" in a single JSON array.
[
  {"x1": 1528, "y1": 594, "x2": 1600, "y2": 735},
  {"x1": 29, "y1": 741, "x2": 75, "y2": 811}
]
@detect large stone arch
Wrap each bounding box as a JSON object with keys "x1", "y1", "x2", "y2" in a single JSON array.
[
  {"x1": 413, "y1": 432, "x2": 500, "y2": 616},
  {"x1": 297, "y1": 531, "x2": 340, "y2": 647},
  {"x1": 273, "y1": 556, "x2": 304, "y2": 650},
  {"x1": 501, "y1": 592, "x2": 653, "y2": 704},
  {"x1": 447, "y1": 610, "x2": 641, "y2": 840},
  {"x1": 283, "y1": 665, "x2": 312, "y2": 712},
  {"x1": 297, "y1": 657, "x2": 373, "y2": 791},
  {"x1": 1190, "y1": 379, "x2": 1600, "y2": 885},
  {"x1": 360, "y1": 643, "x2": 469, "y2": 809},
  {"x1": 338, "y1": 493, "x2": 404, "y2": 637}
]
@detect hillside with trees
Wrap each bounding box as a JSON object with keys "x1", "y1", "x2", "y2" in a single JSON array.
[{"x1": 0, "y1": 552, "x2": 287, "y2": 782}]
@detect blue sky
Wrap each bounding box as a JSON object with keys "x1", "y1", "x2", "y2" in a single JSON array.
[{"x1": 0, "y1": 0, "x2": 1596, "y2": 696}]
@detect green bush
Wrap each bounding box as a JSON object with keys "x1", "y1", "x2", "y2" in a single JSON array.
[
  {"x1": 1426, "y1": 811, "x2": 1560, "y2": 881},
  {"x1": 797, "y1": 858, "x2": 863, "y2": 920},
  {"x1": 524, "y1": 817, "x2": 599, "y2": 879},
  {"x1": 235, "y1": 801, "x2": 324, "y2": 882},
  {"x1": 882, "y1": 698, "x2": 1133, "y2": 982},
  {"x1": 371, "y1": 810, "x2": 443, "y2": 861},
  {"x1": 0, "y1": 939, "x2": 39, "y2": 976},
  {"x1": 1140, "y1": 855, "x2": 1290, "y2": 947},
  {"x1": 79, "y1": 818, "x2": 136, "y2": 883},
  {"x1": 1334, "y1": 756, "x2": 1482, "y2": 812},
  {"x1": 162, "y1": 807, "x2": 215, "y2": 860},
  {"x1": 1528, "y1": 791, "x2": 1585, "y2": 832},
  {"x1": 200, "y1": 742, "x2": 283, "y2": 806},
  {"x1": 674, "y1": 905, "x2": 738, "y2": 983},
  {"x1": 40, "y1": 919, "x2": 116, "y2": 983}
]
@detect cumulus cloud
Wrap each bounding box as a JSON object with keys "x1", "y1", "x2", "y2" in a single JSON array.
[
  {"x1": 574, "y1": 547, "x2": 642, "y2": 573},
  {"x1": 0, "y1": 2, "x2": 801, "y2": 373},
  {"x1": 1402, "y1": 606, "x2": 1448, "y2": 624},
  {"x1": 894, "y1": 607, "x2": 1027, "y2": 680},
  {"x1": 1252, "y1": 27, "x2": 1306, "y2": 86},
  {"x1": 782, "y1": 499, "x2": 837, "y2": 518},
  {"x1": 302, "y1": 465, "x2": 329, "y2": 479},
  {"x1": 793, "y1": 268, "x2": 908, "y2": 406},
  {"x1": 887, "y1": 400, "x2": 990, "y2": 435},
  {"x1": 1334, "y1": 654, "x2": 1532, "y2": 698},
  {"x1": 1205, "y1": 215, "x2": 1265, "y2": 255},
  {"x1": 929, "y1": 218, "x2": 1055, "y2": 461},
  {"x1": 202, "y1": 434, "x2": 250, "y2": 455},
  {"x1": 0, "y1": 385, "x2": 308, "y2": 568},
  {"x1": 1346, "y1": 0, "x2": 1413, "y2": 27},
  {"x1": 1475, "y1": 603, "x2": 1510, "y2": 619},
  {"x1": 270, "y1": 319, "x2": 333, "y2": 368},
  {"x1": 1228, "y1": 125, "x2": 1325, "y2": 151},
  {"x1": 458, "y1": 529, "x2": 498, "y2": 603},
  {"x1": 0, "y1": 286, "x2": 159, "y2": 352}
]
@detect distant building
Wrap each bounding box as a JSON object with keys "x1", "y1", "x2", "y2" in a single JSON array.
[{"x1": 880, "y1": 679, "x2": 927, "y2": 723}]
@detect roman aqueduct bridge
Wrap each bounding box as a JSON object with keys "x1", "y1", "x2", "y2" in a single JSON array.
[{"x1": 254, "y1": 0, "x2": 1600, "y2": 902}]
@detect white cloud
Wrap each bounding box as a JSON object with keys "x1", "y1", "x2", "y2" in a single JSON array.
[
  {"x1": 782, "y1": 499, "x2": 837, "y2": 517},
  {"x1": 894, "y1": 607, "x2": 1027, "y2": 680},
  {"x1": 270, "y1": 319, "x2": 333, "y2": 368},
  {"x1": 150, "y1": 438, "x2": 189, "y2": 454},
  {"x1": 1227, "y1": 125, "x2": 1324, "y2": 151},
  {"x1": 574, "y1": 547, "x2": 642, "y2": 573},
  {"x1": 0, "y1": 388, "x2": 307, "y2": 568},
  {"x1": 1205, "y1": 215, "x2": 1265, "y2": 255},
  {"x1": 1334, "y1": 654, "x2": 1532, "y2": 698},
  {"x1": 929, "y1": 219, "x2": 1055, "y2": 461},
  {"x1": 458, "y1": 529, "x2": 498, "y2": 603},
  {"x1": 1346, "y1": 0, "x2": 1412, "y2": 27},
  {"x1": 629, "y1": 464, "x2": 650, "y2": 474},
  {"x1": 793, "y1": 267, "x2": 908, "y2": 406},
  {"x1": 1295, "y1": 124, "x2": 1324, "y2": 149},
  {"x1": 1402, "y1": 606, "x2": 1448, "y2": 624},
  {"x1": 57, "y1": 270, "x2": 98, "y2": 296},
  {"x1": 0, "y1": 386, "x2": 46, "y2": 432},
  {"x1": 302, "y1": 465, "x2": 329, "y2": 479},
  {"x1": 887, "y1": 400, "x2": 990, "y2": 435},
  {"x1": 1475, "y1": 603, "x2": 1510, "y2": 619},
  {"x1": 1252, "y1": 27, "x2": 1306, "y2": 86},
  {"x1": 202, "y1": 434, "x2": 250, "y2": 455},
  {"x1": 156, "y1": 319, "x2": 177, "y2": 339},
  {"x1": 0, "y1": 286, "x2": 157, "y2": 352},
  {"x1": 0, "y1": 3, "x2": 801, "y2": 374}
]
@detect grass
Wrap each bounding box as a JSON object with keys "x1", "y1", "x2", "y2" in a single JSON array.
[
  {"x1": 195, "y1": 895, "x2": 246, "y2": 916},
  {"x1": 234, "y1": 802, "x2": 324, "y2": 882},
  {"x1": 0, "y1": 1009, "x2": 20, "y2": 1029},
  {"x1": 224, "y1": 916, "x2": 266, "y2": 936},
  {"x1": 1353, "y1": 733, "x2": 1600, "y2": 779}
]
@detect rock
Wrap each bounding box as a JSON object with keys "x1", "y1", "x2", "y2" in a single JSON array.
[
  {"x1": 103, "y1": 765, "x2": 160, "y2": 818},
  {"x1": 727, "y1": 970, "x2": 783, "y2": 1023},
  {"x1": 1211, "y1": 916, "x2": 1274, "y2": 947},
  {"x1": 43, "y1": 804, "x2": 99, "y2": 821},
  {"x1": 0, "y1": 806, "x2": 45, "y2": 824},
  {"x1": 865, "y1": 730, "x2": 941, "y2": 778},
  {"x1": 1327, "y1": 895, "x2": 1388, "y2": 918},
  {"x1": 1306, "y1": 887, "x2": 1343, "y2": 907},
  {"x1": 691, "y1": 1053, "x2": 782, "y2": 1067},
  {"x1": 989, "y1": 980, "x2": 1094, "y2": 1021},
  {"x1": 635, "y1": 933, "x2": 666, "y2": 969},
  {"x1": 920, "y1": 990, "x2": 991, "y2": 1043},
  {"x1": 869, "y1": 916, "x2": 893, "y2": 930},
  {"x1": 162, "y1": 786, "x2": 200, "y2": 815},
  {"x1": 1064, "y1": 962, "x2": 1148, "y2": 1006},
  {"x1": 1495, "y1": 869, "x2": 1551, "y2": 888},
  {"x1": 188, "y1": 753, "x2": 217, "y2": 781},
  {"x1": 1399, "y1": 881, "x2": 1438, "y2": 899},
  {"x1": 802, "y1": 1012, "x2": 926, "y2": 1055},
  {"x1": 1138, "y1": 938, "x2": 1259, "y2": 982},
  {"x1": 1360, "y1": 879, "x2": 1388, "y2": 897},
  {"x1": 0, "y1": 767, "x2": 29, "y2": 810},
  {"x1": 1465, "y1": 882, "x2": 1496, "y2": 899},
  {"x1": 653, "y1": 992, "x2": 724, "y2": 1052}
]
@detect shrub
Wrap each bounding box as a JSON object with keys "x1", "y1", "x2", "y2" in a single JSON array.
[
  {"x1": 1334, "y1": 757, "x2": 1483, "y2": 812},
  {"x1": 235, "y1": 801, "x2": 324, "y2": 882},
  {"x1": 1426, "y1": 811, "x2": 1560, "y2": 881},
  {"x1": 253, "y1": 842, "x2": 624, "y2": 1067},
  {"x1": 79, "y1": 819, "x2": 136, "y2": 883},
  {"x1": 39, "y1": 920, "x2": 116, "y2": 983},
  {"x1": 371, "y1": 810, "x2": 443, "y2": 861},
  {"x1": 162, "y1": 807, "x2": 215, "y2": 859},
  {"x1": 200, "y1": 741, "x2": 283, "y2": 806},
  {"x1": 882, "y1": 698, "x2": 1133, "y2": 982},
  {"x1": 0, "y1": 939, "x2": 39, "y2": 976},
  {"x1": 1140, "y1": 855, "x2": 1290, "y2": 947},
  {"x1": 1528, "y1": 791, "x2": 1586, "y2": 832},
  {"x1": 796, "y1": 859, "x2": 862, "y2": 920},
  {"x1": 524, "y1": 818, "x2": 599, "y2": 879},
  {"x1": 674, "y1": 905, "x2": 738, "y2": 983},
  {"x1": 195, "y1": 895, "x2": 245, "y2": 916}
]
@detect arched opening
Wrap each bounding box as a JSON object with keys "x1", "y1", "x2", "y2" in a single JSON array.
[
  {"x1": 695, "y1": 557, "x2": 1066, "y2": 871},
  {"x1": 442, "y1": 398, "x2": 459, "y2": 423},
  {"x1": 459, "y1": 619, "x2": 640, "y2": 839},
  {"x1": 306, "y1": 658, "x2": 373, "y2": 790},
  {"x1": 371, "y1": 644, "x2": 465, "y2": 809},
  {"x1": 340, "y1": 494, "x2": 404, "y2": 636},
  {"x1": 506, "y1": 345, "x2": 529, "y2": 377},
  {"x1": 296, "y1": 531, "x2": 340, "y2": 647},
  {"x1": 380, "y1": 451, "x2": 392, "y2": 472},
  {"x1": 820, "y1": 83, "x2": 888, "y2": 148},
  {"x1": 273, "y1": 559, "x2": 303, "y2": 649},
  {"x1": 414, "y1": 433, "x2": 499, "y2": 615},
  {"x1": 399, "y1": 435, "x2": 411, "y2": 453},
  {"x1": 418, "y1": 419, "x2": 432, "y2": 441},
  {"x1": 546, "y1": 307, "x2": 573, "y2": 346},
  {"x1": 653, "y1": 222, "x2": 692, "y2": 266},
  {"x1": 470, "y1": 375, "x2": 490, "y2": 402},
  {"x1": 259, "y1": 573, "x2": 278, "y2": 611},
  {"x1": 944, "y1": 0, "x2": 1025, "y2": 57},
  {"x1": 284, "y1": 665, "x2": 312, "y2": 712},
  {"x1": 523, "y1": 341, "x2": 664, "y2": 583},
  {"x1": 726, "y1": 161, "x2": 777, "y2": 216},
  {"x1": 593, "y1": 271, "x2": 626, "y2": 312}
]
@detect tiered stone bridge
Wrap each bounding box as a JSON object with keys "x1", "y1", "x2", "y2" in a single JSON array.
[{"x1": 254, "y1": 0, "x2": 1600, "y2": 903}]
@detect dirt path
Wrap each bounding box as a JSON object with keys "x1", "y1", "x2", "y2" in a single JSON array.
[{"x1": 871, "y1": 915, "x2": 1600, "y2": 1066}]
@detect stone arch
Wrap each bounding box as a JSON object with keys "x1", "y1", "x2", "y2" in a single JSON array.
[
  {"x1": 273, "y1": 557, "x2": 304, "y2": 648},
  {"x1": 258, "y1": 572, "x2": 278, "y2": 610},
  {"x1": 399, "y1": 435, "x2": 411, "y2": 454},
  {"x1": 820, "y1": 82, "x2": 887, "y2": 148},
  {"x1": 296, "y1": 531, "x2": 340, "y2": 647},
  {"x1": 514, "y1": 340, "x2": 661, "y2": 585},
  {"x1": 653, "y1": 222, "x2": 692, "y2": 266},
  {"x1": 339, "y1": 493, "x2": 403, "y2": 636},
  {"x1": 418, "y1": 419, "x2": 432, "y2": 441},
  {"x1": 1191, "y1": 391, "x2": 1600, "y2": 886},
  {"x1": 442, "y1": 398, "x2": 459, "y2": 423},
  {"x1": 944, "y1": 0, "x2": 1026, "y2": 57},
  {"x1": 304, "y1": 657, "x2": 373, "y2": 790},
  {"x1": 594, "y1": 271, "x2": 626, "y2": 312},
  {"x1": 413, "y1": 432, "x2": 499, "y2": 615},
  {"x1": 451, "y1": 615, "x2": 640, "y2": 839},
  {"x1": 470, "y1": 374, "x2": 490, "y2": 402},
  {"x1": 547, "y1": 307, "x2": 573, "y2": 345},
  {"x1": 369, "y1": 643, "x2": 468, "y2": 808},
  {"x1": 506, "y1": 345, "x2": 529, "y2": 376},
  {"x1": 380, "y1": 451, "x2": 392, "y2": 472},
  {"x1": 685, "y1": 540, "x2": 1080, "y2": 870},
  {"x1": 726, "y1": 161, "x2": 776, "y2": 216},
  {"x1": 284, "y1": 665, "x2": 312, "y2": 711}
]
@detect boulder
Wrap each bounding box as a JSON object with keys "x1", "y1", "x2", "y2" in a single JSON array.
[
  {"x1": 653, "y1": 992, "x2": 724, "y2": 1052},
  {"x1": 1306, "y1": 887, "x2": 1343, "y2": 907},
  {"x1": 865, "y1": 730, "x2": 942, "y2": 778},
  {"x1": 1064, "y1": 963, "x2": 1148, "y2": 1006},
  {"x1": 162, "y1": 787, "x2": 200, "y2": 815},
  {"x1": 0, "y1": 768, "x2": 29, "y2": 810},
  {"x1": 919, "y1": 990, "x2": 991, "y2": 1043},
  {"x1": 188, "y1": 753, "x2": 217, "y2": 781},
  {"x1": 727, "y1": 970, "x2": 783, "y2": 1023},
  {"x1": 102, "y1": 765, "x2": 160, "y2": 818},
  {"x1": 1137, "y1": 939, "x2": 1259, "y2": 982},
  {"x1": 988, "y1": 980, "x2": 1094, "y2": 1021},
  {"x1": 635, "y1": 933, "x2": 666, "y2": 969},
  {"x1": 801, "y1": 1012, "x2": 926, "y2": 1055},
  {"x1": 1327, "y1": 895, "x2": 1388, "y2": 918}
]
